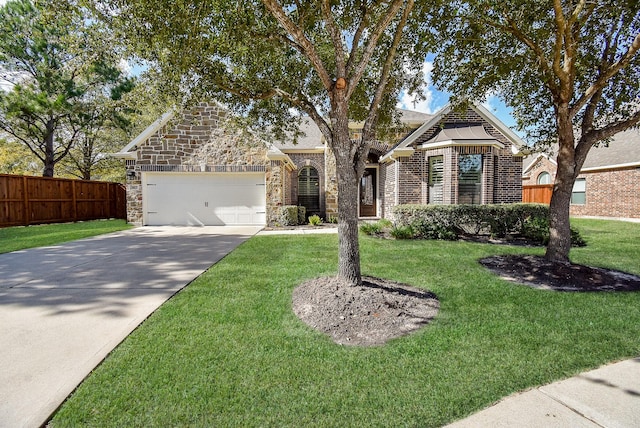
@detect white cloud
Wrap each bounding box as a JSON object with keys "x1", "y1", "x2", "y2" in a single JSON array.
[
  {"x1": 118, "y1": 58, "x2": 133, "y2": 76},
  {"x1": 396, "y1": 61, "x2": 442, "y2": 114},
  {"x1": 482, "y1": 91, "x2": 501, "y2": 112}
]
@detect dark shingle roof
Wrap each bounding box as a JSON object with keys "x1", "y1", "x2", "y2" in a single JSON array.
[
  {"x1": 523, "y1": 127, "x2": 640, "y2": 172},
  {"x1": 582, "y1": 128, "x2": 640, "y2": 169}
]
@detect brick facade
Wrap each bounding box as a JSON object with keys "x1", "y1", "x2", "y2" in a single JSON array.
[
  {"x1": 523, "y1": 154, "x2": 640, "y2": 219},
  {"x1": 286, "y1": 152, "x2": 327, "y2": 217},
  {"x1": 381, "y1": 107, "x2": 523, "y2": 219},
  {"x1": 571, "y1": 168, "x2": 640, "y2": 218},
  {"x1": 522, "y1": 155, "x2": 556, "y2": 185}
]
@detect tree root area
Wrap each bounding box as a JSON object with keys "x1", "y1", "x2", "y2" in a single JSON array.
[
  {"x1": 480, "y1": 255, "x2": 640, "y2": 292},
  {"x1": 292, "y1": 276, "x2": 439, "y2": 347}
]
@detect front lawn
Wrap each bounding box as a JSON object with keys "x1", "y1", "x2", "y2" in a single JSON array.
[
  {"x1": 0, "y1": 219, "x2": 132, "y2": 254},
  {"x1": 50, "y1": 218, "x2": 640, "y2": 427}
]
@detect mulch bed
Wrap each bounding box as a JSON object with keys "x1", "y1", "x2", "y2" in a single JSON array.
[
  {"x1": 292, "y1": 276, "x2": 439, "y2": 347},
  {"x1": 480, "y1": 254, "x2": 640, "y2": 292}
]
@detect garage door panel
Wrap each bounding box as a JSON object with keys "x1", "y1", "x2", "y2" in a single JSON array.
[{"x1": 144, "y1": 173, "x2": 266, "y2": 226}]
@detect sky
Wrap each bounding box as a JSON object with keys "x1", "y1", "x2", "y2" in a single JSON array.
[{"x1": 395, "y1": 57, "x2": 517, "y2": 129}]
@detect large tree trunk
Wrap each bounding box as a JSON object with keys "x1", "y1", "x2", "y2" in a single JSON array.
[
  {"x1": 335, "y1": 153, "x2": 362, "y2": 286},
  {"x1": 42, "y1": 121, "x2": 56, "y2": 177},
  {"x1": 546, "y1": 172, "x2": 573, "y2": 263},
  {"x1": 330, "y1": 90, "x2": 363, "y2": 287},
  {"x1": 545, "y1": 107, "x2": 576, "y2": 263}
]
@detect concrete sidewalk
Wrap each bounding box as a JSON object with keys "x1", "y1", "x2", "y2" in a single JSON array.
[
  {"x1": 446, "y1": 357, "x2": 640, "y2": 428},
  {"x1": 0, "y1": 226, "x2": 261, "y2": 428}
]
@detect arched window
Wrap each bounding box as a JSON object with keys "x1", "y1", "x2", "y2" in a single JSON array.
[
  {"x1": 537, "y1": 171, "x2": 552, "y2": 185},
  {"x1": 298, "y1": 166, "x2": 320, "y2": 216}
]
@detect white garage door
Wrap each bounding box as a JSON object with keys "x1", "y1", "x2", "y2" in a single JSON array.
[{"x1": 143, "y1": 172, "x2": 266, "y2": 226}]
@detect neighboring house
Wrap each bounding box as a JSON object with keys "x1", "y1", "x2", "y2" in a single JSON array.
[
  {"x1": 522, "y1": 128, "x2": 640, "y2": 219},
  {"x1": 115, "y1": 102, "x2": 525, "y2": 226}
]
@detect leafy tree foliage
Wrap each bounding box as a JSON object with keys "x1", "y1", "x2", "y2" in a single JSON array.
[
  {"x1": 97, "y1": 0, "x2": 436, "y2": 285},
  {"x1": 433, "y1": 0, "x2": 640, "y2": 263},
  {"x1": 0, "y1": 0, "x2": 134, "y2": 177},
  {"x1": 58, "y1": 71, "x2": 173, "y2": 182},
  {"x1": 0, "y1": 137, "x2": 40, "y2": 175}
]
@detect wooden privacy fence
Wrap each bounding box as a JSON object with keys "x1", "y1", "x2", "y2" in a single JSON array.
[
  {"x1": 523, "y1": 184, "x2": 553, "y2": 204},
  {"x1": 0, "y1": 174, "x2": 126, "y2": 228}
]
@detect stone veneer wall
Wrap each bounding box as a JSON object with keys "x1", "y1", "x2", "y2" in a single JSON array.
[
  {"x1": 125, "y1": 103, "x2": 287, "y2": 226},
  {"x1": 380, "y1": 162, "x2": 395, "y2": 219}
]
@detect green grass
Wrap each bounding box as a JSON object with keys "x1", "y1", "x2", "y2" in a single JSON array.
[
  {"x1": 0, "y1": 220, "x2": 132, "y2": 254},
  {"x1": 50, "y1": 218, "x2": 640, "y2": 427}
]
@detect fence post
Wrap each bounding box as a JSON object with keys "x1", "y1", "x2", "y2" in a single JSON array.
[
  {"x1": 72, "y1": 180, "x2": 78, "y2": 222},
  {"x1": 22, "y1": 176, "x2": 29, "y2": 226},
  {"x1": 109, "y1": 183, "x2": 118, "y2": 218}
]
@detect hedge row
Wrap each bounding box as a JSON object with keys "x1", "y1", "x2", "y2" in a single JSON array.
[{"x1": 391, "y1": 203, "x2": 585, "y2": 246}]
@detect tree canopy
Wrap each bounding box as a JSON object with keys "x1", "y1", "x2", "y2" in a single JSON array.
[
  {"x1": 0, "y1": 0, "x2": 135, "y2": 177},
  {"x1": 432, "y1": 0, "x2": 640, "y2": 262}
]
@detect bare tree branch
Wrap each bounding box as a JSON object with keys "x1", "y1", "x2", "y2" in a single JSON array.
[
  {"x1": 347, "y1": 0, "x2": 406, "y2": 98},
  {"x1": 362, "y1": 0, "x2": 414, "y2": 144},
  {"x1": 261, "y1": 0, "x2": 333, "y2": 90},
  {"x1": 321, "y1": 0, "x2": 346, "y2": 77}
]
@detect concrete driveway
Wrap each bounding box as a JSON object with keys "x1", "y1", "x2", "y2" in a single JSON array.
[{"x1": 0, "y1": 226, "x2": 261, "y2": 428}]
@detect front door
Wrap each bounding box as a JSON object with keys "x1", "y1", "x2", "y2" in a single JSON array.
[{"x1": 359, "y1": 168, "x2": 377, "y2": 217}]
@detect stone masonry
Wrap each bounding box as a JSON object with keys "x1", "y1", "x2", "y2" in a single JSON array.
[{"x1": 125, "y1": 103, "x2": 288, "y2": 226}]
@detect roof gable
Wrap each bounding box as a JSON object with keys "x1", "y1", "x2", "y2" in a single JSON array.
[
  {"x1": 522, "y1": 127, "x2": 640, "y2": 174},
  {"x1": 381, "y1": 103, "x2": 525, "y2": 162},
  {"x1": 114, "y1": 111, "x2": 174, "y2": 159}
]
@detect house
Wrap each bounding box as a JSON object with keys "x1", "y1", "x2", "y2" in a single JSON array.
[
  {"x1": 115, "y1": 102, "x2": 525, "y2": 226},
  {"x1": 522, "y1": 128, "x2": 640, "y2": 219}
]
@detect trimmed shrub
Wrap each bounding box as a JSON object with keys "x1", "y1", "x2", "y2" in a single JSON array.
[
  {"x1": 521, "y1": 216, "x2": 587, "y2": 247},
  {"x1": 297, "y1": 206, "x2": 306, "y2": 225},
  {"x1": 278, "y1": 206, "x2": 301, "y2": 226}
]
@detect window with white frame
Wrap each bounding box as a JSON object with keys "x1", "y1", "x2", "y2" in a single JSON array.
[
  {"x1": 428, "y1": 156, "x2": 444, "y2": 204},
  {"x1": 458, "y1": 154, "x2": 482, "y2": 204},
  {"x1": 571, "y1": 178, "x2": 586, "y2": 205},
  {"x1": 537, "y1": 171, "x2": 552, "y2": 185}
]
